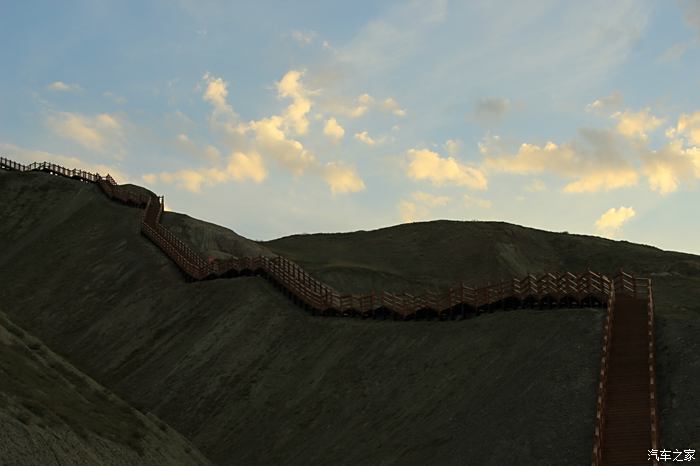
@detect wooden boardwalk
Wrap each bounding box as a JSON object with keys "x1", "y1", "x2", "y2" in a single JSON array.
[
  {"x1": 593, "y1": 274, "x2": 660, "y2": 465},
  {"x1": 0, "y1": 156, "x2": 661, "y2": 465}
]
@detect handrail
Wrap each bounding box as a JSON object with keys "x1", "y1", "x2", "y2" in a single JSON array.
[
  {"x1": 591, "y1": 270, "x2": 659, "y2": 465},
  {"x1": 2, "y1": 156, "x2": 660, "y2": 463},
  {"x1": 0, "y1": 157, "x2": 640, "y2": 316},
  {"x1": 592, "y1": 284, "x2": 615, "y2": 465}
]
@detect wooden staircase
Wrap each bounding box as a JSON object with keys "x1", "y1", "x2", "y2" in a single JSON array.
[
  {"x1": 0, "y1": 157, "x2": 661, "y2": 463},
  {"x1": 592, "y1": 273, "x2": 660, "y2": 465}
]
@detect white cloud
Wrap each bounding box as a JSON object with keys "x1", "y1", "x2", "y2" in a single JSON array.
[
  {"x1": 46, "y1": 111, "x2": 123, "y2": 152},
  {"x1": 176, "y1": 133, "x2": 192, "y2": 144},
  {"x1": 407, "y1": 148, "x2": 487, "y2": 189},
  {"x1": 200, "y1": 73, "x2": 247, "y2": 144},
  {"x1": 248, "y1": 115, "x2": 315, "y2": 175},
  {"x1": 202, "y1": 72, "x2": 236, "y2": 118},
  {"x1": 563, "y1": 171, "x2": 638, "y2": 193},
  {"x1": 227, "y1": 151, "x2": 267, "y2": 182},
  {"x1": 641, "y1": 139, "x2": 700, "y2": 194},
  {"x1": 324, "y1": 92, "x2": 405, "y2": 119},
  {"x1": 323, "y1": 162, "x2": 365, "y2": 195},
  {"x1": 200, "y1": 71, "x2": 317, "y2": 176},
  {"x1": 611, "y1": 108, "x2": 664, "y2": 140},
  {"x1": 143, "y1": 151, "x2": 267, "y2": 193},
  {"x1": 380, "y1": 97, "x2": 407, "y2": 117},
  {"x1": 276, "y1": 69, "x2": 314, "y2": 135},
  {"x1": 595, "y1": 206, "x2": 636, "y2": 237},
  {"x1": 445, "y1": 139, "x2": 461, "y2": 156},
  {"x1": 355, "y1": 131, "x2": 378, "y2": 145},
  {"x1": 463, "y1": 194, "x2": 492, "y2": 209},
  {"x1": 338, "y1": 93, "x2": 373, "y2": 118},
  {"x1": 585, "y1": 91, "x2": 623, "y2": 114},
  {"x1": 674, "y1": 111, "x2": 700, "y2": 145},
  {"x1": 323, "y1": 117, "x2": 345, "y2": 141},
  {"x1": 290, "y1": 29, "x2": 316, "y2": 45},
  {"x1": 47, "y1": 81, "x2": 81, "y2": 92},
  {"x1": 398, "y1": 200, "x2": 419, "y2": 223},
  {"x1": 482, "y1": 129, "x2": 639, "y2": 193}
]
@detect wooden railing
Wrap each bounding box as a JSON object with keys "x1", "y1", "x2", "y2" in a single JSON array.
[
  {"x1": 0, "y1": 156, "x2": 617, "y2": 317},
  {"x1": 592, "y1": 281, "x2": 615, "y2": 465},
  {"x1": 648, "y1": 279, "x2": 661, "y2": 456},
  {"x1": 2, "y1": 156, "x2": 661, "y2": 461},
  {"x1": 591, "y1": 270, "x2": 659, "y2": 465}
]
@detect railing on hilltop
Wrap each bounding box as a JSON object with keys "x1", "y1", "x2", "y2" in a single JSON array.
[
  {"x1": 0, "y1": 155, "x2": 616, "y2": 318},
  {"x1": 1, "y1": 156, "x2": 660, "y2": 463}
]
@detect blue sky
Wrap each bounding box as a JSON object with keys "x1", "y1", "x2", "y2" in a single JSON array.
[{"x1": 2, "y1": 0, "x2": 699, "y2": 254}]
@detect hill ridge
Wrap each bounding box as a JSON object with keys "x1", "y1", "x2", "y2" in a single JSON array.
[
  {"x1": 0, "y1": 156, "x2": 627, "y2": 320},
  {"x1": 0, "y1": 156, "x2": 666, "y2": 464}
]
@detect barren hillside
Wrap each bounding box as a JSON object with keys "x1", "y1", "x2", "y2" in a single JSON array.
[
  {"x1": 1, "y1": 169, "x2": 698, "y2": 464},
  {"x1": 0, "y1": 311, "x2": 210, "y2": 465}
]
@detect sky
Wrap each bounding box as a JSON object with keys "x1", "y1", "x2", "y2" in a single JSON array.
[{"x1": 1, "y1": 0, "x2": 699, "y2": 255}]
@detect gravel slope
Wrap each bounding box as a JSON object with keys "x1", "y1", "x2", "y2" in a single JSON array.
[
  {"x1": 1, "y1": 169, "x2": 698, "y2": 463},
  {"x1": 0, "y1": 311, "x2": 210, "y2": 466}
]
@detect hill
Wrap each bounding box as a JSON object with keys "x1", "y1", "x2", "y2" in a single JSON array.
[
  {"x1": 0, "y1": 311, "x2": 210, "y2": 465},
  {"x1": 0, "y1": 168, "x2": 698, "y2": 463}
]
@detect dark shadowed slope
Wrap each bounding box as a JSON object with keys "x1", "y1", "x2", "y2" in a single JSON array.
[
  {"x1": 263, "y1": 222, "x2": 700, "y2": 454},
  {"x1": 0, "y1": 311, "x2": 210, "y2": 466},
  {"x1": 262, "y1": 220, "x2": 699, "y2": 293},
  {"x1": 160, "y1": 211, "x2": 275, "y2": 260},
  {"x1": 0, "y1": 171, "x2": 606, "y2": 465},
  {"x1": 1, "y1": 169, "x2": 698, "y2": 462}
]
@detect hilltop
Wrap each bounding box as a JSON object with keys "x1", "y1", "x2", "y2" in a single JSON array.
[{"x1": 0, "y1": 168, "x2": 698, "y2": 464}]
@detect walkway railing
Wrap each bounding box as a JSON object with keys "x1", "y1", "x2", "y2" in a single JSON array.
[{"x1": 0, "y1": 156, "x2": 660, "y2": 461}]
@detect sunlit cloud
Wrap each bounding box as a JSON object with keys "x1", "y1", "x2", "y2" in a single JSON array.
[
  {"x1": 290, "y1": 29, "x2": 316, "y2": 45},
  {"x1": 143, "y1": 151, "x2": 267, "y2": 192},
  {"x1": 276, "y1": 69, "x2": 314, "y2": 136},
  {"x1": 611, "y1": 107, "x2": 664, "y2": 140},
  {"x1": 641, "y1": 139, "x2": 700, "y2": 194},
  {"x1": 407, "y1": 148, "x2": 487, "y2": 189},
  {"x1": 323, "y1": 162, "x2": 365, "y2": 195},
  {"x1": 355, "y1": 131, "x2": 378, "y2": 145},
  {"x1": 47, "y1": 81, "x2": 81, "y2": 92},
  {"x1": 444, "y1": 139, "x2": 461, "y2": 156},
  {"x1": 585, "y1": 91, "x2": 623, "y2": 114},
  {"x1": 380, "y1": 97, "x2": 406, "y2": 117},
  {"x1": 45, "y1": 111, "x2": 123, "y2": 152},
  {"x1": 483, "y1": 129, "x2": 638, "y2": 193},
  {"x1": 248, "y1": 115, "x2": 316, "y2": 175},
  {"x1": 670, "y1": 111, "x2": 700, "y2": 145},
  {"x1": 323, "y1": 117, "x2": 345, "y2": 141},
  {"x1": 595, "y1": 206, "x2": 636, "y2": 237}
]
